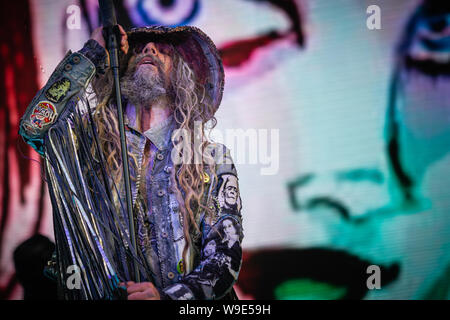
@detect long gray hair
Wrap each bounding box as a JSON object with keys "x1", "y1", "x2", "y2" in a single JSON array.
[{"x1": 89, "y1": 43, "x2": 219, "y2": 267}]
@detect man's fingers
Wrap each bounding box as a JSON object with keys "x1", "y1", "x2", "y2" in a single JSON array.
[
  {"x1": 118, "y1": 25, "x2": 129, "y2": 54},
  {"x1": 128, "y1": 289, "x2": 157, "y2": 300},
  {"x1": 128, "y1": 292, "x2": 148, "y2": 300},
  {"x1": 126, "y1": 282, "x2": 151, "y2": 294},
  {"x1": 119, "y1": 281, "x2": 135, "y2": 288},
  {"x1": 125, "y1": 282, "x2": 160, "y2": 300},
  {"x1": 93, "y1": 24, "x2": 128, "y2": 54},
  {"x1": 121, "y1": 42, "x2": 129, "y2": 54},
  {"x1": 124, "y1": 281, "x2": 135, "y2": 289},
  {"x1": 118, "y1": 24, "x2": 127, "y2": 37}
]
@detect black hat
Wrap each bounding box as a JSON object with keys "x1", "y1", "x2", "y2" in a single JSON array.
[{"x1": 127, "y1": 26, "x2": 225, "y2": 118}]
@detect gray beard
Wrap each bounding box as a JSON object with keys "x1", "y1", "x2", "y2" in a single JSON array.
[{"x1": 120, "y1": 65, "x2": 167, "y2": 108}]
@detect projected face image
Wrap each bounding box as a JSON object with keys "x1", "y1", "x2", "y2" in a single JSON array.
[{"x1": 231, "y1": 1, "x2": 450, "y2": 300}]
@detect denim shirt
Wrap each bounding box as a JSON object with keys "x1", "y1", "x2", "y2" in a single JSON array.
[
  {"x1": 123, "y1": 106, "x2": 185, "y2": 290},
  {"x1": 19, "y1": 39, "x2": 243, "y2": 300}
]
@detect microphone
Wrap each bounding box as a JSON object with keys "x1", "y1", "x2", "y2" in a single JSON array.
[
  {"x1": 97, "y1": 0, "x2": 141, "y2": 284},
  {"x1": 99, "y1": 0, "x2": 117, "y2": 27},
  {"x1": 99, "y1": 0, "x2": 120, "y2": 52}
]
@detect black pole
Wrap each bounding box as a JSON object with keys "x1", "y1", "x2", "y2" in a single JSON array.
[{"x1": 98, "y1": 0, "x2": 140, "y2": 282}]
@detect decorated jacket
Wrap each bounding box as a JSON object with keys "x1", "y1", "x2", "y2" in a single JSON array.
[{"x1": 19, "y1": 39, "x2": 243, "y2": 300}]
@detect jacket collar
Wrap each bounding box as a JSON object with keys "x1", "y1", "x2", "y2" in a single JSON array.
[{"x1": 124, "y1": 103, "x2": 175, "y2": 151}]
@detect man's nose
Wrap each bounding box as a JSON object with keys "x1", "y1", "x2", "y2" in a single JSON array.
[{"x1": 142, "y1": 42, "x2": 158, "y2": 55}]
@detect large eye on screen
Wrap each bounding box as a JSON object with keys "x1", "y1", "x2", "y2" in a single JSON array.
[{"x1": 135, "y1": 0, "x2": 200, "y2": 26}]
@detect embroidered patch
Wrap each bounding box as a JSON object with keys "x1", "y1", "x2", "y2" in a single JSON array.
[
  {"x1": 45, "y1": 78, "x2": 71, "y2": 103},
  {"x1": 21, "y1": 121, "x2": 39, "y2": 136},
  {"x1": 30, "y1": 101, "x2": 57, "y2": 130}
]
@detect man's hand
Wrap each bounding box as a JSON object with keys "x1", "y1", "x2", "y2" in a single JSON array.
[
  {"x1": 90, "y1": 24, "x2": 129, "y2": 65},
  {"x1": 120, "y1": 281, "x2": 161, "y2": 300}
]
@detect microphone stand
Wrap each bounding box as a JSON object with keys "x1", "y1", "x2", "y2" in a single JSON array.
[{"x1": 99, "y1": 0, "x2": 140, "y2": 283}]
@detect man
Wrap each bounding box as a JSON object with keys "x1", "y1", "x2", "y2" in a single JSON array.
[{"x1": 19, "y1": 25, "x2": 243, "y2": 300}]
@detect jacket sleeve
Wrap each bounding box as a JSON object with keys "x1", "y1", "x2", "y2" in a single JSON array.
[
  {"x1": 162, "y1": 144, "x2": 244, "y2": 300},
  {"x1": 19, "y1": 39, "x2": 108, "y2": 156}
]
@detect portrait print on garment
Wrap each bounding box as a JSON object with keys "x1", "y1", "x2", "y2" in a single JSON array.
[
  {"x1": 217, "y1": 173, "x2": 242, "y2": 215},
  {"x1": 199, "y1": 217, "x2": 243, "y2": 281},
  {"x1": 186, "y1": 239, "x2": 236, "y2": 298},
  {"x1": 217, "y1": 217, "x2": 241, "y2": 251},
  {"x1": 203, "y1": 239, "x2": 217, "y2": 258}
]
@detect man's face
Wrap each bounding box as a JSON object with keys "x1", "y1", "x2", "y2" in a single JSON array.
[
  {"x1": 130, "y1": 41, "x2": 173, "y2": 87},
  {"x1": 121, "y1": 40, "x2": 175, "y2": 107}
]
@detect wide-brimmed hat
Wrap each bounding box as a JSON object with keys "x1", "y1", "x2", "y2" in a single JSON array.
[{"x1": 127, "y1": 26, "x2": 224, "y2": 116}]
